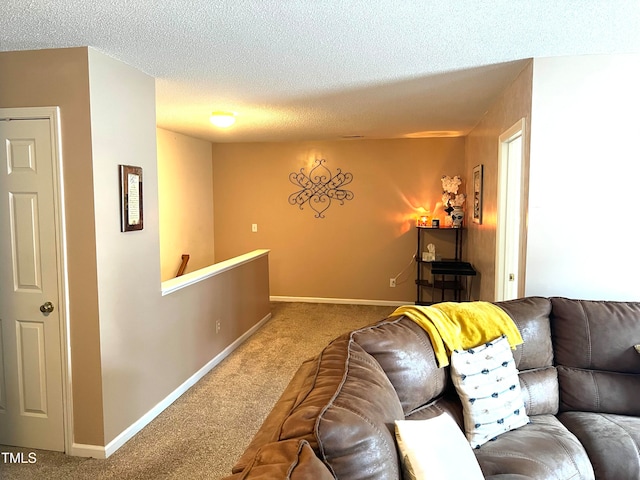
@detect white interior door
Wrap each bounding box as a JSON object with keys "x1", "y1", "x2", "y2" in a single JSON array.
[
  {"x1": 496, "y1": 119, "x2": 525, "y2": 302},
  {"x1": 0, "y1": 116, "x2": 65, "y2": 451}
]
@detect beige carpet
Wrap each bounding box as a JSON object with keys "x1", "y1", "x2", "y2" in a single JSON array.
[{"x1": 0, "y1": 302, "x2": 395, "y2": 480}]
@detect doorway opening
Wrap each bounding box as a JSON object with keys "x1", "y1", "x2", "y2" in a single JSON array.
[{"x1": 495, "y1": 118, "x2": 526, "y2": 301}]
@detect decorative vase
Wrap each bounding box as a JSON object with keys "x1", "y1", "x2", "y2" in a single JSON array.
[
  {"x1": 451, "y1": 206, "x2": 464, "y2": 228},
  {"x1": 444, "y1": 213, "x2": 453, "y2": 227}
]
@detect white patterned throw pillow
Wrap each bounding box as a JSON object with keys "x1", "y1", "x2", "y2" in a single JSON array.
[{"x1": 450, "y1": 334, "x2": 529, "y2": 448}]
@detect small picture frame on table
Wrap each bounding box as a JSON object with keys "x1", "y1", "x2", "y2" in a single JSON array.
[
  {"x1": 119, "y1": 165, "x2": 143, "y2": 232},
  {"x1": 472, "y1": 164, "x2": 483, "y2": 224}
]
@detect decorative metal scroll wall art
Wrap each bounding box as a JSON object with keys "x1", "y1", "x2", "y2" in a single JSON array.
[{"x1": 288, "y1": 159, "x2": 354, "y2": 218}]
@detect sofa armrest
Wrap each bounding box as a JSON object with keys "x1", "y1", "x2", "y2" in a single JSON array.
[
  {"x1": 223, "y1": 439, "x2": 333, "y2": 480},
  {"x1": 232, "y1": 357, "x2": 320, "y2": 473}
]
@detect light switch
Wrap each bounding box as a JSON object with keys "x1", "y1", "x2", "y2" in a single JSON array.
[{"x1": 251, "y1": 224, "x2": 258, "y2": 232}]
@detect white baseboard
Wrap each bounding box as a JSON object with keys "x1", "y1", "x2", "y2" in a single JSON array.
[
  {"x1": 270, "y1": 295, "x2": 412, "y2": 307},
  {"x1": 69, "y1": 312, "x2": 272, "y2": 459},
  {"x1": 69, "y1": 442, "x2": 107, "y2": 459}
]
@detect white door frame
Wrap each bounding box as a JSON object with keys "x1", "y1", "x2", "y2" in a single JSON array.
[
  {"x1": 495, "y1": 118, "x2": 526, "y2": 301},
  {"x1": 0, "y1": 106, "x2": 73, "y2": 453}
]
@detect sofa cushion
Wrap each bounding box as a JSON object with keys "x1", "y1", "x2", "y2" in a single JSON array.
[
  {"x1": 557, "y1": 366, "x2": 640, "y2": 415},
  {"x1": 495, "y1": 297, "x2": 559, "y2": 417},
  {"x1": 280, "y1": 336, "x2": 405, "y2": 480},
  {"x1": 518, "y1": 366, "x2": 559, "y2": 416},
  {"x1": 485, "y1": 476, "x2": 537, "y2": 480},
  {"x1": 551, "y1": 297, "x2": 640, "y2": 373},
  {"x1": 352, "y1": 316, "x2": 447, "y2": 415},
  {"x1": 559, "y1": 411, "x2": 640, "y2": 480},
  {"x1": 451, "y1": 335, "x2": 529, "y2": 448},
  {"x1": 473, "y1": 414, "x2": 595, "y2": 480},
  {"x1": 223, "y1": 439, "x2": 334, "y2": 480},
  {"x1": 395, "y1": 413, "x2": 484, "y2": 480},
  {"x1": 404, "y1": 391, "x2": 464, "y2": 426},
  {"x1": 551, "y1": 298, "x2": 640, "y2": 418},
  {"x1": 495, "y1": 297, "x2": 553, "y2": 370}
]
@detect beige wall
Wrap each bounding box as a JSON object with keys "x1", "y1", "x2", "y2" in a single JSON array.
[
  {"x1": 87, "y1": 48, "x2": 165, "y2": 443},
  {"x1": 157, "y1": 128, "x2": 215, "y2": 281},
  {"x1": 212, "y1": 138, "x2": 466, "y2": 303},
  {"x1": 0, "y1": 48, "x2": 105, "y2": 445},
  {"x1": 2, "y1": 47, "x2": 270, "y2": 452},
  {"x1": 464, "y1": 61, "x2": 533, "y2": 301},
  {"x1": 87, "y1": 49, "x2": 270, "y2": 445}
]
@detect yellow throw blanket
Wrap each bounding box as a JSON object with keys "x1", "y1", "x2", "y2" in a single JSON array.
[{"x1": 390, "y1": 302, "x2": 523, "y2": 368}]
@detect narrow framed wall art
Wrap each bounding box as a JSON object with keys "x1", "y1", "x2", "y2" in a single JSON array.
[
  {"x1": 472, "y1": 164, "x2": 483, "y2": 224},
  {"x1": 119, "y1": 164, "x2": 144, "y2": 232}
]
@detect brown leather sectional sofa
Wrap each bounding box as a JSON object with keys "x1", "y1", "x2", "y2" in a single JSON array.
[{"x1": 225, "y1": 297, "x2": 640, "y2": 479}]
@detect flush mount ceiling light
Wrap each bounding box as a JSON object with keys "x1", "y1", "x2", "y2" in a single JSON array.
[
  {"x1": 404, "y1": 130, "x2": 464, "y2": 138},
  {"x1": 209, "y1": 111, "x2": 236, "y2": 128}
]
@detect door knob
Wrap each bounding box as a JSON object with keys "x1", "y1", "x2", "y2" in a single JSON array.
[{"x1": 40, "y1": 302, "x2": 54, "y2": 314}]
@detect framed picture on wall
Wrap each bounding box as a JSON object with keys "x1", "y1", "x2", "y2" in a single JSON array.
[
  {"x1": 119, "y1": 164, "x2": 144, "y2": 232},
  {"x1": 472, "y1": 164, "x2": 483, "y2": 224}
]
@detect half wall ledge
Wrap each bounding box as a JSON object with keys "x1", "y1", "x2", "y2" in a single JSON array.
[{"x1": 161, "y1": 249, "x2": 270, "y2": 296}]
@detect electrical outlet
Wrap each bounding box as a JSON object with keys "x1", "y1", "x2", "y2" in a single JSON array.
[
  {"x1": 215, "y1": 320, "x2": 221, "y2": 333},
  {"x1": 389, "y1": 278, "x2": 396, "y2": 288},
  {"x1": 251, "y1": 224, "x2": 258, "y2": 232}
]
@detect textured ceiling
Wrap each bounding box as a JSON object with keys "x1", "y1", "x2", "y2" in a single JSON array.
[{"x1": 2, "y1": 1, "x2": 640, "y2": 142}]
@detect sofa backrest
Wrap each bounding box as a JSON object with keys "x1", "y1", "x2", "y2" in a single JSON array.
[
  {"x1": 353, "y1": 298, "x2": 559, "y2": 421},
  {"x1": 352, "y1": 316, "x2": 447, "y2": 416},
  {"x1": 496, "y1": 296, "x2": 559, "y2": 416},
  {"x1": 551, "y1": 297, "x2": 640, "y2": 415}
]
